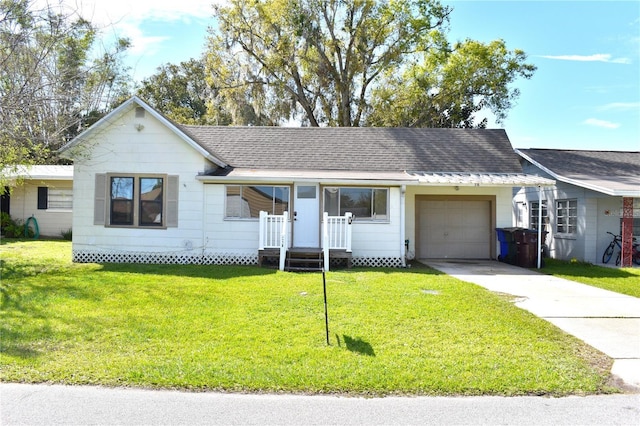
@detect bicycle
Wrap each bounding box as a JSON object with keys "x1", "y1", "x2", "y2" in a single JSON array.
[{"x1": 602, "y1": 231, "x2": 640, "y2": 266}]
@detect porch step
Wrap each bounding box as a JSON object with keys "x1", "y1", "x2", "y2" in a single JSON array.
[
  {"x1": 258, "y1": 248, "x2": 352, "y2": 271},
  {"x1": 285, "y1": 248, "x2": 324, "y2": 272}
]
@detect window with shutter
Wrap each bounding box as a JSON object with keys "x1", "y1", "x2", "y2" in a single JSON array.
[{"x1": 96, "y1": 173, "x2": 178, "y2": 228}]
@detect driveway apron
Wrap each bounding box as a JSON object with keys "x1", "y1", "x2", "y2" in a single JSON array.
[{"x1": 423, "y1": 260, "x2": 640, "y2": 390}]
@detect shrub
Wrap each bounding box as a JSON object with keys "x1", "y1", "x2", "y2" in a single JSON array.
[
  {"x1": 0, "y1": 213, "x2": 34, "y2": 238},
  {"x1": 61, "y1": 228, "x2": 72, "y2": 240},
  {"x1": 0, "y1": 212, "x2": 11, "y2": 230}
]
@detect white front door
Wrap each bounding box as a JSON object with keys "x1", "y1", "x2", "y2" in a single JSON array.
[{"x1": 293, "y1": 184, "x2": 320, "y2": 247}]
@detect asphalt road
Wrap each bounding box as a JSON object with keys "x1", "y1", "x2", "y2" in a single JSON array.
[{"x1": 1, "y1": 383, "x2": 639, "y2": 425}]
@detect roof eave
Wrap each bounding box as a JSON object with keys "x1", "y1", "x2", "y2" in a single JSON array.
[
  {"x1": 196, "y1": 175, "x2": 416, "y2": 186},
  {"x1": 516, "y1": 149, "x2": 639, "y2": 196},
  {"x1": 196, "y1": 171, "x2": 554, "y2": 187}
]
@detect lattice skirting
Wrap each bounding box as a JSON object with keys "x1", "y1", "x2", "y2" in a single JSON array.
[
  {"x1": 352, "y1": 256, "x2": 404, "y2": 268},
  {"x1": 73, "y1": 250, "x2": 403, "y2": 268},
  {"x1": 73, "y1": 250, "x2": 258, "y2": 265}
]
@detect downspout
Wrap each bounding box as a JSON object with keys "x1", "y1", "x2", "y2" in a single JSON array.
[
  {"x1": 537, "y1": 185, "x2": 542, "y2": 269},
  {"x1": 400, "y1": 185, "x2": 406, "y2": 267},
  {"x1": 202, "y1": 181, "x2": 207, "y2": 262}
]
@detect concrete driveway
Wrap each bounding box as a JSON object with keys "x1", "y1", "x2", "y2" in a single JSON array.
[{"x1": 423, "y1": 260, "x2": 640, "y2": 391}]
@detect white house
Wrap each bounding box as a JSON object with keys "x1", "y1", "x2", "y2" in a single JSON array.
[
  {"x1": 59, "y1": 97, "x2": 552, "y2": 270},
  {"x1": 513, "y1": 149, "x2": 640, "y2": 265},
  {"x1": 2, "y1": 165, "x2": 74, "y2": 238}
]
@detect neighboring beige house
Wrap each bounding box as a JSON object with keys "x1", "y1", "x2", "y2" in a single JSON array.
[
  {"x1": 2, "y1": 165, "x2": 74, "y2": 238},
  {"x1": 59, "y1": 97, "x2": 552, "y2": 269}
]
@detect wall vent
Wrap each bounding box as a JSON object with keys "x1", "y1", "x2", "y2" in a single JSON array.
[{"x1": 135, "y1": 107, "x2": 145, "y2": 118}]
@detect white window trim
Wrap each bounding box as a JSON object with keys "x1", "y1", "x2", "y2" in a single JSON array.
[
  {"x1": 224, "y1": 185, "x2": 291, "y2": 220},
  {"x1": 46, "y1": 188, "x2": 73, "y2": 212},
  {"x1": 529, "y1": 200, "x2": 547, "y2": 231},
  {"x1": 555, "y1": 198, "x2": 578, "y2": 236},
  {"x1": 323, "y1": 186, "x2": 390, "y2": 223},
  {"x1": 106, "y1": 173, "x2": 168, "y2": 229}
]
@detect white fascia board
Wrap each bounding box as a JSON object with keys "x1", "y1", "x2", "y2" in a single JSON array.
[
  {"x1": 515, "y1": 149, "x2": 638, "y2": 197},
  {"x1": 58, "y1": 97, "x2": 137, "y2": 157},
  {"x1": 196, "y1": 175, "x2": 414, "y2": 186}
]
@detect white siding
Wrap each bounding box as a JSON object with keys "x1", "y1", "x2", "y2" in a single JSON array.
[
  {"x1": 202, "y1": 184, "x2": 403, "y2": 260},
  {"x1": 203, "y1": 184, "x2": 260, "y2": 254},
  {"x1": 350, "y1": 187, "x2": 402, "y2": 258},
  {"x1": 71, "y1": 104, "x2": 210, "y2": 257},
  {"x1": 8, "y1": 179, "x2": 73, "y2": 237}
]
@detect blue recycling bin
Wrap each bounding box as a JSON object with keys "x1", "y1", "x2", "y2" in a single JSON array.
[{"x1": 496, "y1": 227, "x2": 522, "y2": 265}]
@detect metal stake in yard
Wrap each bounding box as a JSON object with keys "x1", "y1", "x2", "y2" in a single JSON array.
[{"x1": 322, "y1": 271, "x2": 330, "y2": 345}]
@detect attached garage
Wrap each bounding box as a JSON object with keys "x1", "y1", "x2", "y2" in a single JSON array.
[{"x1": 416, "y1": 195, "x2": 495, "y2": 259}]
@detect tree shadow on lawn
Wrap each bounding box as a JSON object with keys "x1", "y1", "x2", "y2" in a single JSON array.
[
  {"x1": 1, "y1": 279, "x2": 108, "y2": 361},
  {"x1": 96, "y1": 262, "x2": 280, "y2": 279},
  {"x1": 336, "y1": 334, "x2": 376, "y2": 356},
  {"x1": 96, "y1": 261, "x2": 446, "y2": 280}
]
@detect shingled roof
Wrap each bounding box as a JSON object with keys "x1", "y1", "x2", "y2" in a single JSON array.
[
  {"x1": 516, "y1": 148, "x2": 640, "y2": 196},
  {"x1": 180, "y1": 126, "x2": 524, "y2": 174}
]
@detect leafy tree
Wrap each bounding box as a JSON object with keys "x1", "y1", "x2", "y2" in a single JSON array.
[
  {"x1": 137, "y1": 59, "x2": 231, "y2": 125},
  {"x1": 367, "y1": 39, "x2": 537, "y2": 127},
  {"x1": 206, "y1": 0, "x2": 451, "y2": 126},
  {"x1": 204, "y1": 0, "x2": 535, "y2": 128},
  {"x1": 0, "y1": 0, "x2": 131, "y2": 178}
]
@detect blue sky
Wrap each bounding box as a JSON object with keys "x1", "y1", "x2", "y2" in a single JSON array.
[{"x1": 74, "y1": 0, "x2": 639, "y2": 151}]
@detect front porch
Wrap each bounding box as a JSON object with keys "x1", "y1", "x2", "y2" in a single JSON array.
[{"x1": 258, "y1": 211, "x2": 353, "y2": 272}]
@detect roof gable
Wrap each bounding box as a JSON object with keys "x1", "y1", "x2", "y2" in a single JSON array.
[
  {"x1": 59, "y1": 97, "x2": 227, "y2": 167},
  {"x1": 516, "y1": 148, "x2": 640, "y2": 196},
  {"x1": 181, "y1": 126, "x2": 523, "y2": 174}
]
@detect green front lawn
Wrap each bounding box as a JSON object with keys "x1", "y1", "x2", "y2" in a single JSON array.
[
  {"x1": 542, "y1": 259, "x2": 640, "y2": 298},
  {"x1": 0, "y1": 240, "x2": 614, "y2": 396}
]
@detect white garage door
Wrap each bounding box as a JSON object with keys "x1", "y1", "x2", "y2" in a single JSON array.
[{"x1": 418, "y1": 200, "x2": 491, "y2": 259}]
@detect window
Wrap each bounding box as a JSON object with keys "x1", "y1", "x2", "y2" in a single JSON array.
[
  {"x1": 619, "y1": 218, "x2": 640, "y2": 237},
  {"x1": 225, "y1": 185, "x2": 290, "y2": 218},
  {"x1": 37, "y1": 187, "x2": 73, "y2": 210},
  {"x1": 556, "y1": 199, "x2": 577, "y2": 234},
  {"x1": 297, "y1": 185, "x2": 316, "y2": 199},
  {"x1": 110, "y1": 177, "x2": 134, "y2": 225},
  {"x1": 109, "y1": 175, "x2": 164, "y2": 227},
  {"x1": 94, "y1": 174, "x2": 177, "y2": 228},
  {"x1": 323, "y1": 187, "x2": 388, "y2": 220},
  {"x1": 529, "y1": 200, "x2": 547, "y2": 231}
]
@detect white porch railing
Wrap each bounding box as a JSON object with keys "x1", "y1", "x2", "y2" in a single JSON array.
[
  {"x1": 259, "y1": 211, "x2": 352, "y2": 271},
  {"x1": 322, "y1": 212, "x2": 353, "y2": 271},
  {"x1": 259, "y1": 211, "x2": 289, "y2": 270}
]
